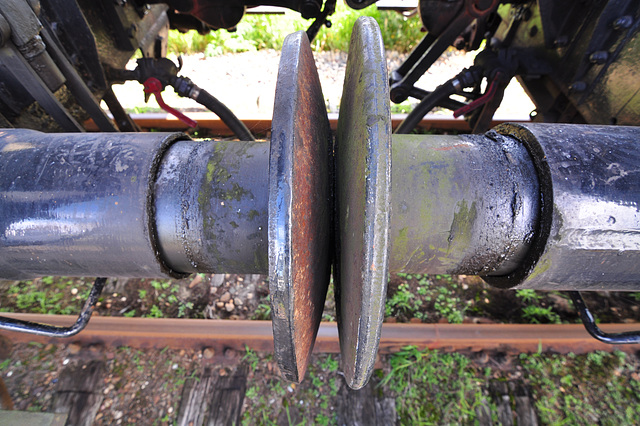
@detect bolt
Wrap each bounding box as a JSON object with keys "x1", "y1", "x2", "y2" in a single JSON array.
[
  {"x1": 128, "y1": 24, "x2": 137, "y2": 38},
  {"x1": 554, "y1": 36, "x2": 569, "y2": 48},
  {"x1": 589, "y1": 51, "x2": 609, "y2": 64},
  {"x1": 300, "y1": 0, "x2": 321, "y2": 19},
  {"x1": 570, "y1": 81, "x2": 587, "y2": 92},
  {"x1": 613, "y1": 16, "x2": 633, "y2": 30}
]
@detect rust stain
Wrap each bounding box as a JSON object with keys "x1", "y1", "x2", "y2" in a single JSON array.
[{"x1": 3, "y1": 315, "x2": 639, "y2": 356}]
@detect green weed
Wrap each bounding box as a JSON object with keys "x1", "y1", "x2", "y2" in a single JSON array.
[
  {"x1": 519, "y1": 350, "x2": 640, "y2": 424},
  {"x1": 146, "y1": 305, "x2": 164, "y2": 318},
  {"x1": 515, "y1": 289, "x2": 542, "y2": 303},
  {"x1": 243, "y1": 346, "x2": 260, "y2": 372},
  {"x1": 522, "y1": 305, "x2": 561, "y2": 324},
  {"x1": 381, "y1": 346, "x2": 484, "y2": 423}
]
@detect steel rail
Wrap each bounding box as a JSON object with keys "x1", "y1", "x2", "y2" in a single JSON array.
[
  {"x1": 83, "y1": 112, "x2": 530, "y2": 134},
  {"x1": 1, "y1": 314, "x2": 639, "y2": 355}
]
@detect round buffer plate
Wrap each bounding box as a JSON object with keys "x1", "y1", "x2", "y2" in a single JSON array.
[
  {"x1": 269, "y1": 31, "x2": 333, "y2": 382},
  {"x1": 335, "y1": 16, "x2": 392, "y2": 390}
]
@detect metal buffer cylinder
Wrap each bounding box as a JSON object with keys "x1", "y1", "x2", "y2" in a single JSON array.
[
  {"x1": 389, "y1": 124, "x2": 640, "y2": 291},
  {"x1": 389, "y1": 132, "x2": 539, "y2": 277},
  {"x1": 0, "y1": 130, "x2": 187, "y2": 279},
  {"x1": 388, "y1": 123, "x2": 640, "y2": 292},
  {"x1": 484, "y1": 123, "x2": 640, "y2": 291},
  {"x1": 0, "y1": 130, "x2": 268, "y2": 279},
  {"x1": 337, "y1": 16, "x2": 640, "y2": 390},
  {"x1": 0, "y1": 30, "x2": 332, "y2": 387}
]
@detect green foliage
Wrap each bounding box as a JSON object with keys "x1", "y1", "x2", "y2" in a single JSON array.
[
  {"x1": 515, "y1": 289, "x2": 542, "y2": 303},
  {"x1": 517, "y1": 289, "x2": 561, "y2": 324},
  {"x1": 243, "y1": 346, "x2": 260, "y2": 372},
  {"x1": 4, "y1": 278, "x2": 82, "y2": 315},
  {"x1": 521, "y1": 305, "x2": 561, "y2": 324},
  {"x1": 167, "y1": 3, "x2": 423, "y2": 56},
  {"x1": 252, "y1": 295, "x2": 272, "y2": 320},
  {"x1": 385, "y1": 282, "x2": 415, "y2": 316},
  {"x1": 319, "y1": 354, "x2": 339, "y2": 373},
  {"x1": 177, "y1": 301, "x2": 194, "y2": 318},
  {"x1": 381, "y1": 346, "x2": 484, "y2": 424},
  {"x1": 146, "y1": 305, "x2": 164, "y2": 318},
  {"x1": 433, "y1": 285, "x2": 464, "y2": 324},
  {"x1": 519, "y1": 350, "x2": 640, "y2": 424}
]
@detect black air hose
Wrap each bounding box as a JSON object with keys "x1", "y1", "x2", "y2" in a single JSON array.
[
  {"x1": 194, "y1": 89, "x2": 255, "y2": 141},
  {"x1": 394, "y1": 81, "x2": 457, "y2": 134},
  {"x1": 172, "y1": 76, "x2": 255, "y2": 141}
]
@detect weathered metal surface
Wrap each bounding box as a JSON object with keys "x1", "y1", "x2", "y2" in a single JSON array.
[
  {"x1": 3, "y1": 314, "x2": 640, "y2": 356},
  {"x1": 269, "y1": 30, "x2": 332, "y2": 383},
  {"x1": 335, "y1": 16, "x2": 391, "y2": 390},
  {"x1": 0, "y1": 129, "x2": 187, "y2": 279},
  {"x1": 484, "y1": 123, "x2": 640, "y2": 291},
  {"x1": 389, "y1": 132, "x2": 540, "y2": 276},
  {"x1": 155, "y1": 140, "x2": 269, "y2": 274},
  {"x1": 0, "y1": 45, "x2": 83, "y2": 132}
]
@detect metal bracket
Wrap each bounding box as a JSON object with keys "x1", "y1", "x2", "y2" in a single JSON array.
[
  {"x1": 0, "y1": 277, "x2": 106, "y2": 337},
  {"x1": 569, "y1": 291, "x2": 640, "y2": 344}
]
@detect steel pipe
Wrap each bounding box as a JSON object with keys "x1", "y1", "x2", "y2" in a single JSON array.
[
  {"x1": 389, "y1": 132, "x2": 540, "y2": 276},
  {"x1": 155, "y1": 140, "x2": 269, "y2": 274},
  {"x1": 484, "y1": 123, "x2": 640, "y2": 291},
  {"x1": 0, "y1": 129, "x2": 187, "y2": 279}
]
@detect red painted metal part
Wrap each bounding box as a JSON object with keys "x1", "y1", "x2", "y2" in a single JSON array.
[{"x1": 143, "y1": 77, "x2": 198, "y2": 128}]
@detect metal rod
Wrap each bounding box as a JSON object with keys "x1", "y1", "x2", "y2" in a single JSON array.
[
  {"x1": 0, "y1": 277, "x2": 106, "y2": 337},
  {"x1": 0, "y1": 130, "x2": 188, "y2": 279},
  {"x1": 0, "y1": 45, "x2": 84, "y2": 132},
  {"x1": 39, "y1": 23, "x2": 117, "y2": 132},
  {"x1": 569, "y1": 291, "x2": 640, "y2": 344}
]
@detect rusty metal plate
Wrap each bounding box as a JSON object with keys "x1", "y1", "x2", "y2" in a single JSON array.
[
  {"x1": 335, "y1": 16, "x2": 392, "y2": 390},
  {"x1": 269, "y1": 31, "x2": 333, "y2": 382}
]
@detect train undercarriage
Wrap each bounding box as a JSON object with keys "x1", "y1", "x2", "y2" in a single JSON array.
[{"x1": 0, "y1": 0, "x2": 639, "y2": 388}]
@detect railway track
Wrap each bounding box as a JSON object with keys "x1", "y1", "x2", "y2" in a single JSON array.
[
  {"x1": 84, "y1": 112, "x2": 530, "y2": 135},
  {"x1": 2, "y1": 313, "x2": 640, "y2": 356}
]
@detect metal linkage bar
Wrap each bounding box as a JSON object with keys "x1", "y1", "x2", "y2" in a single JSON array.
[
  {"x1": 0, "y1": 277, "x2": 106, "y2": 337},
  {"x1": 0, "y1": 45, "x2": 84, "y2": 132},
  {"x1": 569, "y1": 291, "x2": 640, "y2": 344}
]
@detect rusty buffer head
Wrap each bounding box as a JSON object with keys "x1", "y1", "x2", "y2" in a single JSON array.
[
  {"x1": 268, "y1": 30, "x2": 333, "y2": 382},
  {"x1": 334, "y1": 16, "x2": 392, "y2": 390}
]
